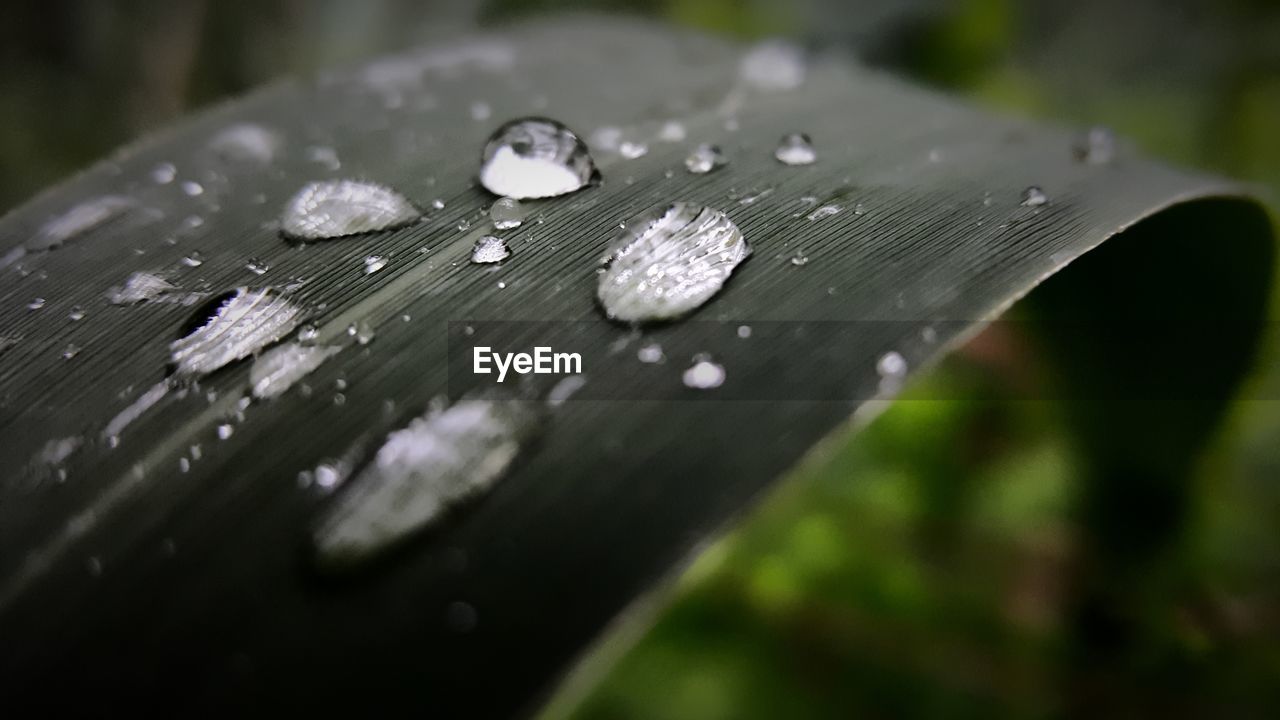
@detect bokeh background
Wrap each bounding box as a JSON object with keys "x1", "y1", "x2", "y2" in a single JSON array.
[{"x1": 2, "y1": 1, "x2": 1277, "y2": 717}]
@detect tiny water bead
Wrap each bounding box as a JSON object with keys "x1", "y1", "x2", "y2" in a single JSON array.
[
  {"x1": 26, "y1": 297, "x2": 46, "y2": 311},
  {"x1": 598, "y1": 203, "x2": 751, "y2": 323},
  {"x1": 209, "y1": 123, "x2": 280, "y2": 164},
  {"x1": 170, "y1": 288, "x2": 304, "y2": 378},
  {"x1": 685, "y1": 144, "x2": 727, "y2": 175},
  {"x1": 478, "y1": 117, "x2": 598, "y2": 199},
  {"x1": 682, "y1": 357, "x2": 726, "y2": 390},
  {"x1": 790, "y1": 252, "x2": 809, "y2": 267},
  {"x1": 470, "y1": 236, "x2": 511, "y2": 264},
  {"x1": 488, "y1": 197, "x2": 526, "y2": 230},
  {"x1": 311, "y1": 397, "x2": 540, "y2": 568},
  {"x1": 618, "y1": 141, "x2": 649, "y2": 160},
  {"x1": 806, "y1": 204, "x2": 841, "y2": 221},
  {"x1": 364, "y1": 255, "x2": 388, "y2": 274},
  {"x1": 775, "y1": 133, "x2": 817, "y2": 165},
  {"x1": 1021, "y1": 186, "x2": 1048, "y2": 207},
  {"x1": 280, "y1": 179, "x2": 419, "y2": 241},
  {"x1": 740, "y1": 40, "x2": 806, "y2": 91},
  {"x1": 1073, "y1": 126, "x2": 1116, "y2": 165}
]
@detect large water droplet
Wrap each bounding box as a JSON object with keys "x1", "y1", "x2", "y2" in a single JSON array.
[
  {"x1": 1073, "y1": 126, "x2": 1116, "y2": 165},
  {"x1": 251, "y1": 342, "x2": 343, "y2": 399},
  {"x1": 775, "y1": 133, "x2": 817, "y2": 165},
  {"x1": 170, "y1": 288, "x2": 304, "y2": 378},
  {"x1": 470, "y1": 235, "x2": 511, "y2": 264},
  {"x1": 209, "y1": 123, "x2": 280, "y2": 164},
  {"x1": 105, "y1": 272, "x2": 177, "y2": 305},
  {"x1": 740, "y1": 40, "x2": 806, "y2": 91},
  {"x1": 685, "y1": 144, "x2": 726, "y2": 174},
  {"x1": 488, "y1": 197, "x2": 526, "y2": 230},
  {"x1": 280, "y1": 179, "x2": 419, "y2": 241},
  {"x1": 311, "y1": 397, "x2": 539, "y2": 568},
  {"x1": 597, "y1": 203, "x2": 750, "y2": 323},
  {"x1": 1021, "y1": 186, "x2": 1048, "y2": 207},
  {"x1": 478, "y1": 117, "x2": 598, "y2": 199}
]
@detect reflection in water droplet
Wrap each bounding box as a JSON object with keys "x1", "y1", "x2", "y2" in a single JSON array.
[
  {"x1": 1073, "y1": 126, "x2": 1115, "y2": 165},
  {"x1": 685, "y1": 144, "x2": 726, "y2": 174},
  {"x1": 740, "y1": 40, "x2": 806, "y2": 91},
  {"x1": 209, "y1": 123, "x2": 280, "y2": 164},
  {"x1": 251, "y1": 342, "x2": 343, "y2": 399},
  {"x1": 471, "y1": 235, "x2": 511, "y2": 264},
  {"x1": 311, "y1": 397, "x2": 539, "y2": 568},
  {"x1": 280, "y1": 179, "x2": 419, "y2": 241},
  {"x1": 683, "y1": 357, "x2": 726, "y2": 389},
  {"x1": 61, "y1": 344, "x2": 80, "y2": 360},
  {"x1": 1021, "y1": 186, "x2": 1048, "y2": 207},
  {"x1": 479, "y1": 117, "x2": 598, "y2": 199},
  {"x1": 488, "y1": 197, "x2": 526, "y2": 230},
  {"x1": 217, "y1": 424, "x2": 234, "y2": 440},
  {"x1": 105, "y1": 272, "x2": 177, "y2": 305},
  {"x1": 364, "y1": 255, "x2": 388, "y2": 274},
  {"x1": 597, "y1": 203, "x2": 750, "y2": 323},
  {"x1": 170, "y1": 288, "x2": 304, "y2": 378},
  {"x1": 775, "y1": 133, "x2": 816, "y2": 165}
]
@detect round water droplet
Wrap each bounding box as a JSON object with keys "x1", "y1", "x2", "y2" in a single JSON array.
[
  {"x1": 471, "y1": 235, "x2": 511, "y2": 264},
  {"x1": 737, "y1": 325, "x2": 752, "y2": 339},
  {"x1": 1073, "y1": 126, "x2": 1116, "y2": 165},
  {"x1": 26, "y1": 297, "x2": 46, "y2": 311},
  {"x1": 364, "y1": 255, "x2": 388, "y2": 274},
  {"x1": 682, "y1": 357, "x2": 726, "y2": 389},
  {"x1": 61, "y1": 344, "x2": 81, "y2": 360},
  {"x1": 181, "y1": 181, "x2": 204, "y2": 197},
  {"x1": 659, "y1": 121, "x2": 687, "y2": 142},
  {"x1": 685, "y1": 143, "x2": 727, "y2": 174},
  {"x1": 470, "y1": 101, "x2": 492, "y2": 122},
  {"x1": 245, "y1": 258, "x2": 270, "y2": 275},
  {"x1": 488, "y1": 197, "x2": 526, "y2": 230},
  {"x1": 281, "y1": 179, "x2": 419, "y2": 241},
  {"x1": 619, "y1": 141, "x2": 649, "y2": 160},
  {"x1": 217, "y1": 424, "x2": 234, "y2": 440},
  {"x1": 151, "y1": 163, "x2": 177, "y2": 184},
  {"x1": 637, "y1": 343, "x2": 665, "y2": 364},
  {"x1": 740, "y1": 40, "x2": 806, "y2": 91},
  {"x1": 1021, "y1": 186, "x2": 1048, "y2": 207},
  {"x1": 775, "y1": 133, "x2": 816, "y2": 165},
  {"x1": 181, "y1": 251, "x2": 205, "y2": 267},
  {"x1": 348, "y1": 320, "x2": 376, "y2": 345},
  {"x1": 597, "y1": 203, "x2": 751, "y2": 323},
  {"x1": 210, "y1": 123, "x2": 280, "y2": 164},
  {"x1": 478, "y1": 117, "x2": 598, "y2": 199},
  {"x1": 68, "y1": 306, "x2": 85, "y2": 321},
  {"x1": 790, "y1": 252, "x2": 809, "y2": 267}
]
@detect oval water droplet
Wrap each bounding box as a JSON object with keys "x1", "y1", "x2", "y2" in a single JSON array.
[
  {"x1": 311, "y1": 397, "x2": 539, "y2": 569},
  {"x1": 805, "y1": 204, "x2": 840, "y2": 221},
  {"x1": 26, "y1": 297, "x2": 46, "y2": 311},
  {"x1": 789, "y1": 252, "x2": 809, "y2": 267},
  {"x1": 170, "y1": 288, "x2": 304, "y2": 378},
  {"x1": 682, "y1": 357, "x2": 726, "y2": 389},
  {"x1": 740, "y1": 40, "x2": 806, "y2": 91},
  {"x1": 151, "y1": 163, "x2": 177, "y2": 184},
  {"x1": 181, "y1": 251, "x2": 205, "y2": 267},
  {"x1": 471, "y1": 235, "x2": 511, "y2": 264},
  {"x1": 597, "y1": 203, "x2": 750, "y2": 323},
  {"x1": 659, "y1": 121, "x2": 687, "y2": 142},
  {"x1": 209, "y1": 123, "x2": 280, "y2": 164},
  {"x1": 1021, "y1": 186, "x2": 1048, "y2": 207},
  {"x1": 251, "y1": 342, "x2": 343, "y2": 399},
  {"x1": 637, "y1": 343, "x2": 665, "y2": 364},
  {"x1": 877, "y1": 351, "x2": 908, "y2": 379},
  {"x1": 280, "y1": 179, "x2": 419, "y2": 241},
  {"x1": 68, "y1": 306, "x2": 85, "y2": 322},
  {"x1": 619, "y1": 140, "x2": 649, "y2": 160},
  {"x1": 245, "y1": 258, "x2": 270, "y2": 275},
  {"x1": 478, "y1": 117, "x2": 598, "y2": 199},
  {"x1": 364, "y1": 255, "x2": 388, "y2": 274},
  {"x1": 775, "y1": 133, "x2": 817, "y2": 165},
  {"x1": 1073, "y1": 126, "x2": 1116, "y2": 165},
  {"x1": 488, "y1": 197, "x2": 526, "y2": 230},
  {"x1": 685, "y1": 143, "x2": 727, "y2": 174}
]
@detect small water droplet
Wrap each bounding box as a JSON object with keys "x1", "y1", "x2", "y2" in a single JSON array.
[
  {"x1": 281, "y1": 180, "x2": 419, "y2": 241},
  {"x1": 471, "y1": 235, "x2": 511, "y2": 264},
  {"x1": 26, "y1": 297, "x2": 46, "y2": 311},
  {"x1": 306, "y1": 145, "x2": 342, "y2": 171},
  {"x1": 217, "y1": 423, "x2": 234, "y2": 440},
  {"x1": 347, "y1": 320, "x2": 375, "y2": 345},
  {"x1": 151, "y1": 163, "x2": 177, "y2": 184},
  {"x1": 171, "y1": 288, "x2": 304, "y2": 378},
  {"x1": 61, "y1": 344, "x2": 81, "y2": 360},
  {"x1": 298, "y1": 324, "x2": 320, "y2": 344},
  {"x1": 245, "y1": 258, "x2": 270, "y2": 275},
  {"x1": 311, "y1": 397, "x2": 540, "y2": 568},
  {"x1": 1073, "y1": 126, "x2": 1116, "y2": 165},
  {"x1": 431, "y1": 198, "x2": 446, "y2": 211},
  {"x1": 806, "y1": 204, "x2": 841, "y2": 221},
  {"x1": 921, "y1": 326, "x2": 938, "y2": 344},
  {"x1": 590, "y1": 126, "x2": 623, "y2": 152},
  {"x1": 496, "y1": 280, "x2": 507, "y2": 290},
  {"x1": 597, "y1": 203, "x2": 750, "y2": 323},
  {"x1": 24, "y1": 196, "x2": 134, "y2": 256},
  {"x1": 877, "y1": 351, "x2": 908, "y2": 379},
  {"x1": 479, "y1": 117, "x2": 598, "y2": 199},
  {"x1": 364, "y1": 255, "x2": 388, "y2": 274},
  {"x1": 181, "y1": 181, "x2": 204, "y2": 197},
  {"x1": 68, "y1": 306, "x2": 85, "y2": 321},
  {"x1": 659, "y1": 121, "x2": 687, "y2": 142},
  {"x1": 775, "y1": 133, "x2": 816, "y2": 165},
  {"x1": 1021, "y1": 186, "x2": 1048, "y2": 207},
  {"x1": 685, "y1": 143, "x2": 727, "y2": 174},
  {"x1": 86, "y1": 556, "x2": 103, "y2": 577},
  {"x1": 249, "y1": 342, "x2": 342, "y2": 399},
  {"x1": 619, "y1": 140, "x2": 649, "y2": 159},
  {"x1": 682, "y1": 357, "x2": 726, "y2": 389},
  {"x1": 181, "y1": 251, "x2": 205, "y2": 267},
  {"x1": 210, "y1": 123, "x2": 280, "y2": 164},
  {"x1": 740, "y1": 40, "x2": 806, "y2": 91},
  {"x1": 637, "y1": 343, "x2": 665, "y2": 364},
  {"x1": 547, "y1": 374, "x2": 587, "y2": 406},
  {"x1": 737, "y1": 324, "x2": 752, "y2": 339},
  {"x1": 470, "y1": 101, "x2": 492, "y2": 121},
  {"x1": 488, "y1": 197, "x2": 526, "y2": 230},
  {"x1": 790, "y1": 252, "x2": 809, "y2": 266}
]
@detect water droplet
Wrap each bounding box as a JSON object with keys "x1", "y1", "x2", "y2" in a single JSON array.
[
  {"x1": 488, "y1": 197, "x2": 526, "y2": 230},
  {"x1": 877, "y1": 351, "x2": 907, "y2": 379},
  {"x1": 170, "y1": 288, "x2": 304, "y2": 378},
  {"x1": 659, "y1": 121, "x2": 687, "y2": 142},
  {"x1": 546, "y1": 374, "x2": 587, "y2": 406},
  {"x1": 280, "y1": 179, "x2": 419, "y2": 241},
  {"x1": 806, "y1": 204, "x2": 841, "y2": 221},
  {"x1": 598, "y1": 204, "x2": 749, "y2": 323},
  {"x1": 685, "y1": 143, "x2": 726, "y2": 174},
  {"x1": 1021, "y1": 186, "x2": 1048, "y2": 207},
  {"x1": 740, "y1": 40, "x2": 806, "y2": 91},
  {"x1": 298, "y1": 324, "x2": 320, "y2": 344},
  {"x1": 775, "y1": 133, "x2": 816, "y2": 165},
  {"x1": 151, "y1": 163, "x2": 177, "y2": 184},
  {"x1": 251, "y1": 342, "x2": 343, "y2": 399},
  {"x1": 181, "y1": 251, "x2": 204, "y2": 267},
  {"x1": 105, "y1": 272, "x2": 177, "y2": 305},
  {"x1": 790, "y1": 252, "x2": 809, "y2": 267},
  {"x1": 209, "y1": 123, "x2": 280, "y2": 164},
  {"x1": 1073, "y1": 126, "x2": 1115, "y2": 165},
  {"x1": 181, "y1": 181, "x2": 204, "y2": 197},
  {"x1": 637, "y1": 343, "x2": 665, "y2": 364},
  {"x1": 470, "y1": 101, "x2": 492, "y2": 121},
  {"x1": 479, "y1": 117, "x2": 598, "y2": 199},
  {"x1": 737, "y1": 324, "x2": 752, "y2": 339},
  {"x1": 26, "y1": 297, "x2": 46, "y2": 311},
  {"x1": 245, "y1": 258, "x2": 270, "y2": 275},
  {"x1": 471, "y1": 235, "x2": 511, "y2": 264},
  {"x1": 26, "y1": 196, "x2": 134, "y2": 255},
  {"x1": 921, "y1": 326, "x2": 938, "y2": 344},
  {"x1": 682, "y1": 357, "x2": 726, "y2": 389},
  {"x1": 619, "y1": 141, "x2": 649, "y2": 159},
  {"x1": 68, "y1": 306, "x2": 85, "y2": 321},
  {"x1": 311, "y1": 397, "x2": 539, "y2": 568},
  {"x1": 61, "y1": 344, "x2": 81, "y2": 360},
  {"x1": 217, "y1": 423, "x2": 234, "y2": 440},
  {"x1": 590, "y1": 126, "x2": 623, "y2": 152},
  {"x1": 364, "y1": 255, "x2": 388, "y2": 274},
  {"x1": 306, "y1": 145, "x2": 342, "y2": 171},
  {"x1": 347, "y1": 320, "x2": 375, "y2": 345}
]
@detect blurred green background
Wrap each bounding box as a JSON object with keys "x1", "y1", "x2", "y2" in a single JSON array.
[{"x1": 2, "y1": 1, "x2": 1277, "y2": 717}]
